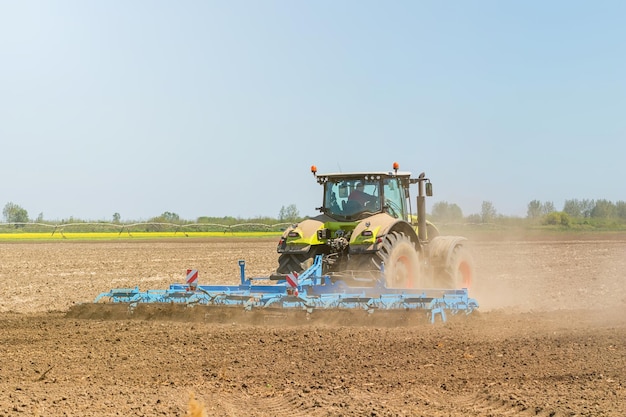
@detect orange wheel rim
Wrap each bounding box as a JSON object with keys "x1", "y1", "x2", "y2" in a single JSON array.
[
  {"x1": 459, "y1": 261, "x2": 472, "y2": 288},
  {"x1": 397, "y1": 255, "x2": 414, "y2": 288}
]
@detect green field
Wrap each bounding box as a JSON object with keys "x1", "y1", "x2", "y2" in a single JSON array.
[{"x1": 0, "y1": 231, "x2": 282, "y2": 241}]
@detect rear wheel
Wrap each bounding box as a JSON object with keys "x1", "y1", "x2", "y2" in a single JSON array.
[
  {"x1": 375, "y1": 231, "x2": 422, "y2": 288},
  {"x1": 277, "y1": 247, "x2": 325, "y2": 275},
  {"x1": 439, "y1": 245, "x2": 474, "y2": 289},
  {"x1": 277, "y1": 253, "x2": 309, "y2": 275}
]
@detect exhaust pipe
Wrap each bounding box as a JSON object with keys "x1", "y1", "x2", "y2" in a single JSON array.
[{"x1": 416, "y1": 176, "x2": 431, "y2": 242}]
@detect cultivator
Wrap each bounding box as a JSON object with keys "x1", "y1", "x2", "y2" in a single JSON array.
[{"x1": 90, "y1": 256, "x2": 478, "y2": 324}]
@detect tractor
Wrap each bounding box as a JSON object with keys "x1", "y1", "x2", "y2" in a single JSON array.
[{"x1": 276, "y1": 162, "x2": 474, "y2": 290}]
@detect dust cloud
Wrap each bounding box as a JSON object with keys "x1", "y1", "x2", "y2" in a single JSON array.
[{"x1": 468, "y1": 238, "x2": 626, "y2": 317}]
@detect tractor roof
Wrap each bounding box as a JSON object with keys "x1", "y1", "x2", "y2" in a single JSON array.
[{"x1": 317, "y1": 171, "x2": 412, "y2": 179}]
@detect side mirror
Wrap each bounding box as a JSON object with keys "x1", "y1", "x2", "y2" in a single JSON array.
[{"x1": 425, "y1": 182, "x2": 433, "y2": 197}]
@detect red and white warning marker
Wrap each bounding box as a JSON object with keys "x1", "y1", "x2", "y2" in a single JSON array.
[
  {"x1": 286, "y1": 271, "x2": 299, "y2": 288},
  {"x1": 286, "y1": 272, "x2": 299, "y2": 296},
  {"x1": 186, "y1": 269, "x2": 199, "y2": 291}
]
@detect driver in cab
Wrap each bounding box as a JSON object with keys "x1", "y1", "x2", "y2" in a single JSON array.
[{"x1": 348, "y1": 182, "x2": 378, "y2": 210}]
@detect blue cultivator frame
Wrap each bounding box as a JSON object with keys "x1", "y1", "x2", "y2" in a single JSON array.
[{"x1": 94, "y1": 256, "x2": 479, "y2": 323}]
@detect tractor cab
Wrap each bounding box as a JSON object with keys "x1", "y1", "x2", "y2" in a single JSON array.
[{"x1": 315, "y1": 172, "x2": 410, "y2": 221}]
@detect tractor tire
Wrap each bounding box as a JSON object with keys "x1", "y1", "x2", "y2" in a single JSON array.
[
  {"x1": 277, "y1": 247, "x2": 325, "y2": 275},
  {"x1": 277, "y1": 253, "x2": 310, "y2": 275},
  {"x1": 439, "y1": 244, "x2": 474, "y2": 289},
  {"x1": 375, "y1": 231, "x2": 422, "y2": 288}
]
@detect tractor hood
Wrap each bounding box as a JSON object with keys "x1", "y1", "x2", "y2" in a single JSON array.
[{"x1": 279, "y1": 212, "x2": 402, "y2": 252}]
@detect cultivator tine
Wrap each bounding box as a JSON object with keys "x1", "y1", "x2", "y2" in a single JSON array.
[{"x1": 94, "y1": 287, "x2": 143, "y2": 304}]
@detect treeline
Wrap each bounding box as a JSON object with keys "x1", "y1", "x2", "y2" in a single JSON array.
[
  {"x1": 430, "y1": 198, "x2": 626, "y2": 228},
  {"x1": 0, "y1": 202, "x2": 302, "y2": 232},
  {"x1": 3, "y1": 199, "x2": 626, "y2": 232}
]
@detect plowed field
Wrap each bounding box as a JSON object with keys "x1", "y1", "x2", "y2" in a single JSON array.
[{"x1": 0, "y1": 236, "x2": 625, "y2": 416}]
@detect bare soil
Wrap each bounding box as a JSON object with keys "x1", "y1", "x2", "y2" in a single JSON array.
[{"x1": 0, "y1": 237, "x2": 625, "y2": 416}]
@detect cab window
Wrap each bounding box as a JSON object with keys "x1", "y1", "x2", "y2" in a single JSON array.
[{"x1": 383, "y1": 178, "x2": 404, "y2": 219}]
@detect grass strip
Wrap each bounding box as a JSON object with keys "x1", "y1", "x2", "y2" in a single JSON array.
[{"x1": 0, "y1": 231, "x2": 282, "y2": 241}]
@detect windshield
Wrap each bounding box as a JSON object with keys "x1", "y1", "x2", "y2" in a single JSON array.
[
  {"x1": 382, "y1": 177, "x2": 405, "y2": 220},
  {"x1": 324, "y1": 178, "x2": 381, "y2": 218}
]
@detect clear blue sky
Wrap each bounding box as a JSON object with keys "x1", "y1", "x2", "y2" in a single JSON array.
[{"x1": 1, "y1": 1, "x2": 624, "y2": 221}]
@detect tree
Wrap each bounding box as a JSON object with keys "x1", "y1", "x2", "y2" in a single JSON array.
[
  {"x1": 279, "y1": 204, "x2": 299, "y2": 222},
  {"x1": 563, "y1": 199, "x2": 582, "y2": 218},
  {"x1": 145, "y1": 211, "x2": 181, "y2": 232},
  {"x1": 481, "y1": 201, "x2": 497, "y2": 223},
  {"x1": 148, "y1": 211, "x2": 180, "y2": 225},
  {"x1": 615, "y1": 201, "x2": 626, "y2": 220},
  {"x1": 3, "y1": 202, "x2": 29, "y2": 225},
  {"x1": 527, "y1": 200, "x2": 542, "y2": 219},
  {"x1": 465, "y1": 214, "x2": 482, "y2": 224},
  {"x1": 112, "y1": 213, "x2": 121, "y2": 223},
  {"x1": 563, "y1": 199, "x2": 596, "y2": 218},
  {"x1": 527, "y1": 200, "x2": 554, "y2": 220},
  {"x1": 591, "y1": 199, "x2": 615, "y2": 218},
  {"x1": 431, "y1": 201, "x2": 463, "y2": 222},
  {"x1": 161, "y1": 211, "x2": 180, "y2": 222},
  {"x1": 541, "y1": 201, "x2": 555, "y2": 215},
  {"x1": 581, "y1": 199, "x2": 595, "y2": 218}
]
